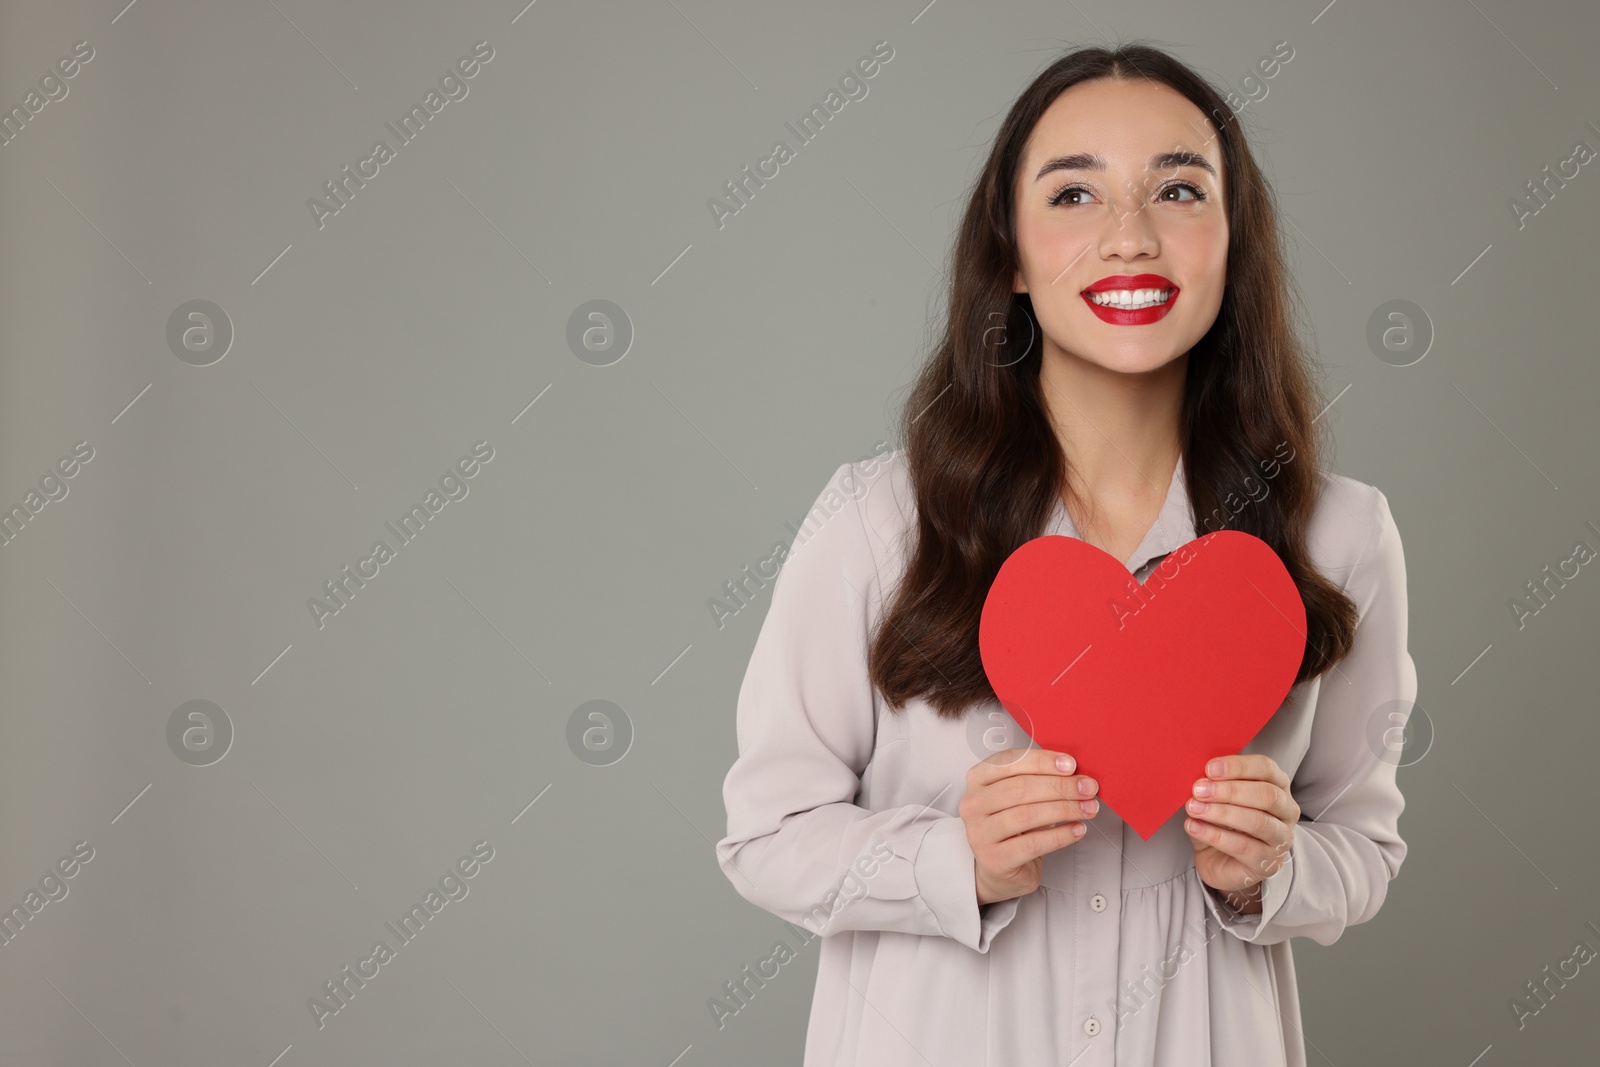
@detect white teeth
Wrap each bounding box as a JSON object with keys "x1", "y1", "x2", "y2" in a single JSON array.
[{"x1": 1087, "y1": 287, "x2": 1173, "y2": 309}]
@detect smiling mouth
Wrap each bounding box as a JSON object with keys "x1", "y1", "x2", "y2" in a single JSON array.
[
  {"x1": 1078, "y1": 285, "x2": 1180, "y2": 325},
  {"x1": 1083, "y1": 287, "x2": 1175, "y2": 309}
]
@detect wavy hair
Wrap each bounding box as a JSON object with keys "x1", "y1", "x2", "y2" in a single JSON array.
[{"x1": 867, "y1": 43, "x2": 1358, "y2": 719}]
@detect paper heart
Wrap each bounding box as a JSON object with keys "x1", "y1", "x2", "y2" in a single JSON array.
[{"x1": 977, "y1": 530, "x2": 1307, "y2": 840}]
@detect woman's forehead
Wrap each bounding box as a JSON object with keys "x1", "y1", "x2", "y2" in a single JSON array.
[
  {"x1": 1030, "y1": 81, "x2": 1216, "y2": 153},
  {"x1": 1022, "y1": 83, "x2": 1223, "y2": 184}
]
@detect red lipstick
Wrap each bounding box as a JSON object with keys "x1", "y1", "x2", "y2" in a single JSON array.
[{"x1": 1080, "y1": 273, "x2": 1179, "y2": 325}]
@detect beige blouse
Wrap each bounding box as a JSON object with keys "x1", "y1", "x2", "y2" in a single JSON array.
[{"x1": 716, "y1": 448, "x2": 1412, "y2": 1066}]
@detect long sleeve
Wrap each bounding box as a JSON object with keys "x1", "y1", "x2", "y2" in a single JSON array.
[
  {"x1": 1204, "y1": 485, "x2": 1413, "y2": 946},
  {"x1": 715, "y1": 461, "x2": 1021, "y2": 953}
]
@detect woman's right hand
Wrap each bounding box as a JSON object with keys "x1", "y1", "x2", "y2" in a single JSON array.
[{"x1": 959, "y1": 748, "x2": 1099, "y2": 905}]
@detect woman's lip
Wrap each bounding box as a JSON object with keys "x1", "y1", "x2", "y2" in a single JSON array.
[
  {"x1": 1079, "y1": 287, "x2": 1180, "y2": 325},
  {"x1": 1082, "y1": 273, "x2": 1177, "y2": 293}
]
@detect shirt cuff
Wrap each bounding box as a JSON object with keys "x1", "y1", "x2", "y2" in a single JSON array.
[
  {"x1": 911, "y1": 817, "x2": 1021, "y2": 953},
  {"x1": 1201, "y1": 846, "x2": 1295, "y2": 942}
]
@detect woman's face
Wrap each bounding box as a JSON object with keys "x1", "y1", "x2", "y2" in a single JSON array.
[{"x1": 1012, "y1": 77, "x2": 1228, "y2": 376}]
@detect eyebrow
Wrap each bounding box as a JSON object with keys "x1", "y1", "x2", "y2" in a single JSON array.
[{"x1": 1033, "y1": 150, "x2": 1217, "y2": 182}]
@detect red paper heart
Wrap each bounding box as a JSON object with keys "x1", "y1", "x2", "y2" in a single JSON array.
[{"x1": 978, "y1": 531, "x2": 1306, "y2": 840}]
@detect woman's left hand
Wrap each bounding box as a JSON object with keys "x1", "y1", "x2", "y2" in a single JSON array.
[{"x1": 1185, "y1": 754, "x2": 1298, "y2": 913}]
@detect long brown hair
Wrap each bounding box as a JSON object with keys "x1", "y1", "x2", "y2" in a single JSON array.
[{"x1": 867, "y1": 43, "x2": 1359, "y2": 719}]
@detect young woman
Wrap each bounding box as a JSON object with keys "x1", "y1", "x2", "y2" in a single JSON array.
[{"x1": 716, "y1": 43, "x2": 1412, "y2": 1067}]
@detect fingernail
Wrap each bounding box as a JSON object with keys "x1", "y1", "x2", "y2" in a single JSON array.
[
  {"x1": 1056, "y1": 755, "x2": 1074, "y2": 773},
  {"x1": 1079, "y1": 777, "x2": 1098, "y2": 796},
  {"x1": 1188, "y1": 798, "x2": 1208, "y2": 813},
  {"x1": 1072, "y1": 822, "x2": 1086, "y2": 836},
  {"x1": 1082, "y1": 799, "x2": 1099, "y2": 814},
  {"x1": 1207, "y1": 759, "x2": 1225, "y2": 777},
  {"x1": 1193, "y1": 780, "x2": 1214, "y2": 797}
]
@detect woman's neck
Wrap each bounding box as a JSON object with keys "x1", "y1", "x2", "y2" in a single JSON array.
[{"x1": 1036, "y1": 345, "x2": 1187, "y2": 546}]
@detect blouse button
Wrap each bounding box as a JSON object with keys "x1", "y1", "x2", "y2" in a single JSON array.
[
  {"x1": 1083, "y1": 1016, "x2": 1101, "y2": 1036},
  {"x1": 1089, "y1": 893, "x2": 1107, "y2": 912}
]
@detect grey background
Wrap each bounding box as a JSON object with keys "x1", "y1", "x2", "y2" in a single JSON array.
[{"x1": 0, "y1": 0, "x2": 1596, "y2": 1064}]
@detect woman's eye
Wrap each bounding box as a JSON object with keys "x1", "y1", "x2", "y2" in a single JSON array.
[
  {"x1": 1048, "y1": 184, "x2": 1091, "y2": 207},
  {"x1": 1160, "y1": 182, "x2": 1207, "y2": 202}
]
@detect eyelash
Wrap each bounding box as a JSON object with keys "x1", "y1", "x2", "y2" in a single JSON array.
[{"x1": 1047, "y1": 181, "x2": 1209, "y2": 207}]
